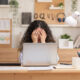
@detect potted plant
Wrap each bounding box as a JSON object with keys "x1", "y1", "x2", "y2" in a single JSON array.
[
  {"x1": 68, "y1": 38, "x2": 74, "y2": 48},
  {"x1": 59, "y1": 34, "x2": 71, "y2": 49},
  {"x1": 9, "y1": 0, "x2": 19, "y2": 26},
  {"x1": 72, "y1": 0, "x2": 77, "y2": 12},
  {"x1": 9, "y1": 0, "x2": 19, "y2": 8},
  {"x1": 58, "y1": 2, "x2": 64, "y2": 8}
]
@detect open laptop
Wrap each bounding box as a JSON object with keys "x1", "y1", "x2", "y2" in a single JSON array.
[{"x1": 22, "y1": 43, "x2": 58, "y2": 67}]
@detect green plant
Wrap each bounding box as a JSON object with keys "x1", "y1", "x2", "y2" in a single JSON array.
[
  {"x1": 9, "y1": 0, "x2": 19, "y2": 8},
  {"x1": 61, "y1": 34, "x2": 71, "y2": 39},
  {"x1": 9, "y1": 0, "x2": 19, "y2": 25},
  {"x1": 58, "y1": 3, "x2": 64, "y2": 7},
  {"x1": 72, "y1": 0, "x2": 77, "y2": 12},
  {"x1": 69, "y1": 38, "x2": 73, "y2": 41}
]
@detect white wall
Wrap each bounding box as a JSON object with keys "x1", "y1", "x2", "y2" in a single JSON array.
[{"x1": 0, "y1": 0, "x2": 80, "y2": 48}]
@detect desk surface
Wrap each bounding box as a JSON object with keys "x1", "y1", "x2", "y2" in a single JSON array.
[{"x1": 0, "y1": 66, "x2": 79, "y2": 74}]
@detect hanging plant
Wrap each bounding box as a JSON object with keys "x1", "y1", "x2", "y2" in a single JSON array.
[
  {"x1": 72, "y1": 0, "x2": 77, "y2": 12},
  {"x1": 9, "y1": 0, "x2": 19, "y2": 8},
  {"x1": 9, "y1": 0, "x2": 19, "y2": 14},
  {"x1": 9, "y1": 0, "x2": 19, "y2": 25}
]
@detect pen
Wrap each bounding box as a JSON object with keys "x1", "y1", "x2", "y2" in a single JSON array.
[
  {"x1": 53, "y1": 66, "x2": 56, "y2": 69},
  {"x1": 60, "y1": 63, "x2": 72, "y2": 65}
]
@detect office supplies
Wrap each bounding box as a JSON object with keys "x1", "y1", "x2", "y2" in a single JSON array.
[
  {"x1": 0, "y1": 66, "x2": 55, "y2": 71},
  {"x1": 26, "y1": 66, "x2": 54, "y2": 70},
  {"x1": 60, "y1": 63, "x2": 72, "y2": 65},
  {"x1": 55, "y1": 64, "x2": 73, "y2": 69},
  {"x1": 22, "y1": 43, "x2": 58, "y2": 67}
]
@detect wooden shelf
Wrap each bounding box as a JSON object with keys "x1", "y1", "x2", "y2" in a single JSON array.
[
  {"x1": 21, "y1": 24, "x2": 80, "y2": 28},
  {"x1": 0, "y1": 30, "x2": 10, "y2": 32},
  {"x1": 0, "y1": 48, "x2": 19, "y2": 63},
  {"x1": 58, "y1": 48, "x2": 80, "y2": 50},
  {"x1": 35, "y1": 0, "x2": 65, "y2": 24},
  {"x1": 38, "y1": 0, "x2": 52, "y2": 2},
  {"x1": 49, "y1": 7, "x2": 64, "y2": 10},
  {"x1": 0, "y1": 5, "x2": 9, "y2": 8},
  {"x1": 58, "y1": 48, "x2": 80, "y2": 64},
  {"x1": 48, "y1": 24, "x2": 80, "y2": 28}
]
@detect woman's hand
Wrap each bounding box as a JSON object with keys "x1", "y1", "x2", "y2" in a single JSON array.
[
  {"x1": 40, "y1": 30, "x2": 47, "y2": 43},
  {"x1": 31, "y1": 30, "x2": 38, "y2": 43}
]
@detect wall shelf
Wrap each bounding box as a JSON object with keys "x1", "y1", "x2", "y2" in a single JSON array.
[
  {"x1": 20, "y1": 24, "x2": 80, "y2": 28},
  {"x1": 0, "y1": 30, "x2": 10, "y2": 32},
  {"x1": 0, "y1": 5, "x2": 9, "y2": 8},
  {"x1": 49, "y1": 7, "x2": 64, "y2": 10},
  {"x1": 37, "y1": 0, "x2": 52, "y2": 2},
  {"x1": 49, "y1": 24, "x2": 80, "y2": 28},
  {"x1": 20, "y1": 23, "x2": 80, "y2": 28},
  {"x1": 35, "y1": 0, "x2": 65, "y2": 24}
]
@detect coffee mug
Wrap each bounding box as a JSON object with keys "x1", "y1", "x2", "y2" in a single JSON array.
[{"x1": 72, "y1": 57, "x2": 80, "y2": 68}]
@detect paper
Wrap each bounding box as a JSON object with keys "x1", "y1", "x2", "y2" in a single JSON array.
[
  {"x1": 55, "y1": 64, "x2": 73, "y2": 69},
  {"x1": 0, "y1": 66, "x2": 53, "y2": 71},
  {"x1": 0, "y1": 67, "x2": 28, "y2": 70},
  {"x1": 26, "y1": 66, "x2": 53, "y2": 70},
  {"x1": 0, "y1": 32, "x2": 10, "y2": 44},
  {"x1": 0, "y1": 19, "x2": 10, "y2": 30}
]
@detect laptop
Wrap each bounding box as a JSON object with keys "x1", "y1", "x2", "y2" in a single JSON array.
[{"x1": 22, "y1": 43, "x2": 58, "y2": 67}]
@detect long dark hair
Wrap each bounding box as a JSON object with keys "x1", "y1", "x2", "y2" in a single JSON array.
[{"x1": 19, "y1": 20, "x2": 55, "y2": 52}]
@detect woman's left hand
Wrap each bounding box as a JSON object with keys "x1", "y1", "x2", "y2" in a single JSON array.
[{"x1": 40, "y1": 30, "x2": 47, "y2": 43}]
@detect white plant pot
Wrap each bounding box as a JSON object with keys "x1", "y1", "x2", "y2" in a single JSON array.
[
  {"x1": 68, "y1": 41, "x2": 73, "y2": 49},
  {"x1": 59, "y1": 39, "x2": 69, "y2": 49}
]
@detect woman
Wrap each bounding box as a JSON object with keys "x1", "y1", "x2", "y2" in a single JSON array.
[
  {"x1": 19, "y1": 20, "x2": 55, "y2": 52},
  {"x1": 19, "y1": 20, "x2": 59, "y2": 63}
]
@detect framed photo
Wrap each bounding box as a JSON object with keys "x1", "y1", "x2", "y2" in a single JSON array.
[
  {"x1": 21, "y1": 12, "x2": 32, "y2": 26},
  {"x1": 0, "y1": 19, "x2": 10, "y2": 30},
  {"x1": 0, "y1": 0, "x2": 8, "y2": 5},
  {"x1": 0, "y1": 32, "x2": 10, "y2": 44}
]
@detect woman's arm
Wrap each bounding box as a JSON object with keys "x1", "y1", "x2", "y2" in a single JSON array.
[
  {"x1": 57, "y1": 55, "x2": 59, "y2": 62},
  {"x1": 19, "y1": 52, "x2": 23, "y2": 64}
]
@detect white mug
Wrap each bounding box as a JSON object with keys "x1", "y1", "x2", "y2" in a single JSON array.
[{"x1": 72, "y1": 57, "x2": 80, "y2": 68}]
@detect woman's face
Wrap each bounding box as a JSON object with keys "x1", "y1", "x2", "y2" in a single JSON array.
[
  {"x1": 36, "y1": 27, "x2": 43, "y2": 38},
  {"x1": 31, "y1": 27, "x2": 47, "y2": 43},
  {"x1": 35, "y1": 27, "x2": 46, "y2": 37},
  {"x1": 36, "y1": 27, "x2": 43, "y2": 33}
]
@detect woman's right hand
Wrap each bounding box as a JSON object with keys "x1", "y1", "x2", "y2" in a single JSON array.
[{"x1": 31, "y1": 30, "x2": 38, "y2": 43}]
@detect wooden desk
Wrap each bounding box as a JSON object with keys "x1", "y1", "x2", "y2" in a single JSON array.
[
  {"x1": 0, "y1": 48, "x2": 79, "y2": 64},
  {"x1": 0, "y1": 48, "x2": 19, "y2": 63},
  {"x1": 0, "y1": 66, "x2": 80, "y2": 80}
]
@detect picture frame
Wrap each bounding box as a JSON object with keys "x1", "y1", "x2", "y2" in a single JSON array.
[
  {"x1": 21, "y1": 12, "x2": 32, "y2": 26},
  {"x1": 0, "y1": 0, "x2": 8, "y2": 5}
]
